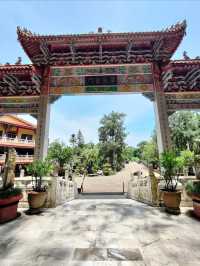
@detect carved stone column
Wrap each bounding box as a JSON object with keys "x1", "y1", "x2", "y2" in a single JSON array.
[
  {"x1": 34, "y1": 68, "x2": 50, "y2": 160},
  {"x1": 153, "y1": 65, "x2": 171, "y2": 154}
]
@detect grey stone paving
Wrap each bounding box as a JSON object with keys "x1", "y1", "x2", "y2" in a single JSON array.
[{"x1": 0, "y1": 198, "x2": 200, "y2": 266}]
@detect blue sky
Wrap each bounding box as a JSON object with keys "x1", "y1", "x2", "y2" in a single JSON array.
[{"x1": 1, "y1": 1, "x2": 200, "y2": 146}]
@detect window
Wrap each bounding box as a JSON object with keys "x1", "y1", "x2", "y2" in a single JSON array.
[
  {"x1": 7, "y1": 132, "x2": 16, "y2": 139},
  {"x1": 21, "y1": 134, "x2": 33, "y2": 141}
]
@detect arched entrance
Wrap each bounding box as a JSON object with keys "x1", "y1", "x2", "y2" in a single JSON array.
[{"x1": 1, "y1": 21, "x2": 200, "y2": 163}]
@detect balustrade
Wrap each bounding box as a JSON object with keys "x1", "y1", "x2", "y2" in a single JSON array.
[
  {"x1": 0, "y1": 153, "x2": 34, "y2": 163},
  {"x1": 0, "y1": 136, "x2": 35, "y2": 146}
]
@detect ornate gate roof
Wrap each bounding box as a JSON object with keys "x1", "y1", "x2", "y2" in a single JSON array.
[
  {"x1": 17, "y1": 21, "x2": 186, "y2": 66},
  {"x1": 1, "y1": 21, "x2": 200, "y2": 114}
]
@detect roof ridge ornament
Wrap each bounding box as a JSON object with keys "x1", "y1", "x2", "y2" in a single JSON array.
[
  {"x1": 165, "y1": 20, "x2": 187, "y2": 34},
  {"x1": 16, "y1": 20, "x2": 187, "y2": 39},
  {"x1": 97, "y1": 27, "x2": 103, "y2": 33},
  {"x1": 15, "y1": 57, "x2": 22, "y2": 65},
  {"x1": 183, "y1": 51, "x2": 190, "y2": 60},
  {"x1": 17, "y1": 26, "x2": 34, "y2": 37}
]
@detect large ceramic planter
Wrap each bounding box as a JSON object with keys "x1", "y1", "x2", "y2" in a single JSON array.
[
  {"x1": 163, "y1": 190, "x2": 181, "y2": 214},
  {"x1": 0, "y1": 194, "x2": 23, "y2": 223},
  {"x1": 192, "y1": 194, "x2": 200, "y2": 218},
  {"x1": 27, "y1": 191, "x2": 47, "y2": 209}
]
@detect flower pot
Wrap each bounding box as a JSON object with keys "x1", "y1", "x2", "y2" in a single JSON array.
[
  {"x1": 163, "y1": 190, "x2": 181, "y2": 214},
  {"x1": 0, "y1": 194, "x2": 23, "y2": 223},
  {"x1": 192, "y1": 194, "x2": 200, "y2": 219},
  {"x1": 27, "y1": 191, "x2": 47, "y2": 209}
]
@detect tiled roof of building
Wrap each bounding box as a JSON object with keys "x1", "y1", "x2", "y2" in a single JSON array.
[{"x1": 0, "y1": 115, "x2": 36, "y2": 129}]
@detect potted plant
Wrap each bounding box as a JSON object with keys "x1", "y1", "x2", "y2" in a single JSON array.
[
  {"x1": 185, "y1": 180, "x2": 200, "y2": 218},
  {"x1": 0, "y1": 148, "x2": 22, "y2": 223},
  {"x1": 26, "y1": 159, "x2": 52, "y2": 211},
  {"x1": 160, "y1": 150, "x2": 182, "y2": 214}
]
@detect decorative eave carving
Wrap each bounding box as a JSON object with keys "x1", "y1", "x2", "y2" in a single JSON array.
[
  {"x1": 17, "y1": 21, "x2": 187, "y2": 66},
  {"x1": 0, "y1": 64, "x2": 41, "y2": 96},
  {"x1": 162, "y1": 59, "x2": 200, "y2": 92}
]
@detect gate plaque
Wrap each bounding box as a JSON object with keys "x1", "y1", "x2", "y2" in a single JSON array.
[{"x1": 49, "y1": 64, "x2": 153, "y2": 95}]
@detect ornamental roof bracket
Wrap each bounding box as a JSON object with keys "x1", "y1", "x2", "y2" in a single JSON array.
[
  {"x1": 98, "y1": 41, "x2": 103, "y2": 63},
  {"x1": 40, "y1": 40, "x2": 50, "y2": 64},
  {"x1": 162, "y1": 70, "x2": 173, "y2": 89},
  {"x1": 31, "y1": 74, "x2": 41, "y2": 93},
  {"x1": 126, "y1": 40, "x2": 133, "y2": 60},
  {"x1": 70, "y1": 43, "x2": 76, "y2": 64},
  {"x1": 185, "y1": 68, "x2": 200, "y2": 89},
  {"x1": 152, "y1": 37, "x2": 164, "y2": 61},
  {"x1": 3, "y1": 74, "x2": 19, "y2": 94}
]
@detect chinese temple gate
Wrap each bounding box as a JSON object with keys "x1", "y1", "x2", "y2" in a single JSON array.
[{"x1": 1, "y1": 21, "x2": 200, "y2": 159}]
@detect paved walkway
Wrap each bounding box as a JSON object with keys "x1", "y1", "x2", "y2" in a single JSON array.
[
  {"x1": 79, "y1": 162, "x2": 149, "y2": 193},
  {"x1": 0, "y1": 198, "x2": 200, "y2": 266}
]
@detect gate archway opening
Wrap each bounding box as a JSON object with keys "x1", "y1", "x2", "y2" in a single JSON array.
[{"x1": 48, "y1": 92, "x2": 155, "y2": 195}]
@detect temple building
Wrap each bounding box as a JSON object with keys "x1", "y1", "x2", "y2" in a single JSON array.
[{"x1": 0, "y1": 115, "x2": 36, "y2": 175}]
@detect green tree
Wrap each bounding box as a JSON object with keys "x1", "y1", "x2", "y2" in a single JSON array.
[
  {"x1": 134, "y1": 131, "x2": 159, "y2": 168},
  {"x1": 47, "y1": 140, "x2": 72, "y2": 176},
  {"x1": 69, "y1": 133, "x2": 77, "y2": 148},
  {"x1": 177, "y1": 150, "x2": 194, "y2": 175},
  {"x1": 136, "y1": 141, "x2": 148, "y2": 159},
  {"x1": 169, "y1": 111, "x2": 200, "y2": 151},
  {"x1": 141, "y1": 140, "x2": 159, "y2": 168},
  {"x1": 123, "y1": 146, "x2": 139, "y2": 162},
  {"x1": 77, "y1": 130, "x2": 85, "y2": 148},
  {"x1": 82, "y1": 145, "x2": 99, "y2": 174},
  {"x1": 98, "y1": 111, "x2": 127, "y2": 172}
]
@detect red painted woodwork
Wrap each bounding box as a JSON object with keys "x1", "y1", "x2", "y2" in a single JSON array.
[
  {"x1": 0, "y1": 21, "x2": 200, "y2": 113},
  {"x1": 17, "y1": 21, "x2": 186, "y2": 66}
]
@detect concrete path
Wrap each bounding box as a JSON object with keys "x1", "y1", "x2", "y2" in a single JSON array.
[
  {"x1": 81, "y1": 162, "x2": 149, "y2": 193},
  {"x1": 0, "y1": 198, "x2": 200, "y2": 266}
]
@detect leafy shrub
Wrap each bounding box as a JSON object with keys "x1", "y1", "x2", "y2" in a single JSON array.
[
  {"x1": 0, "y1": 187, "x2": 22, "y2": 199},
  {"x1": 179, "y1": 150, "x2": 194, "y2": 167},
  {"x1": 103, "y1": 162, "x2": 112, "y2": 176},
  {"x1": 185, "y1": 180, "x2": 200, "y2": 195},
  {"x1": 26, "y1": 159, "x2": 53, "y2": 192},
  {"x1": 160, "y1": 151, "x2": 182, "y2": 192}
]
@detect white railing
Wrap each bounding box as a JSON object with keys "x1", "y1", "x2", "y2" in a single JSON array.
[
  {"x1": 0, "y1": 176, "x2": 78, "y2": 208},
  {"x1": 0, "y1": 154, "x2": 34, "y2": 163},
  {"x1": 0, "y1": 136, "x2": 35, "y2": 146}
]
